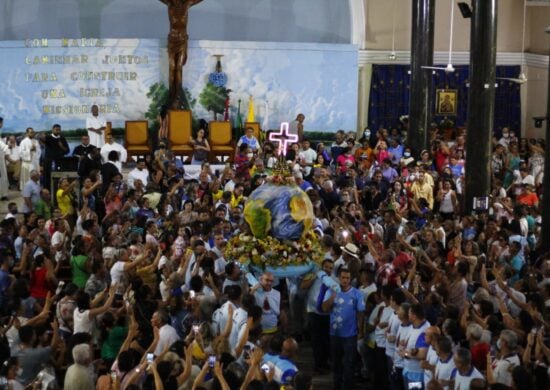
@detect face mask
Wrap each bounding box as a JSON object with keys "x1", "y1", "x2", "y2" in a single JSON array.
[
  {"x1": 314, "y1": 200, "x2": 321, "y2": 208},
  {"x1": 404, "y1": 152, "x2": 411, "y2": 158},
  {"x1": 17, "y1": 368, "x2": 23, "y2": 376},
  {"x1": 247, "y1": 153, "x2": 253, "y2": 159},
  {"x1": 503, "y1": 133, "x2": 509, "y2": 138},
  {"x1": 341, "y1": 196, "x2": 350, "y2": 202},
  {"x1": 365, "y1": 131, "x2": 371, "y2": 137},
  {"x1": 496, "y1": 339, "x2": 502, "y2": 350}
]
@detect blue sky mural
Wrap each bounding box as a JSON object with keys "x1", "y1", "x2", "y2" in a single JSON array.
[{"x1": 0, "y1": 39, "x2": 358, "y2": 133}]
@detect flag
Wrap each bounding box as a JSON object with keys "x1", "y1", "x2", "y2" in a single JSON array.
[
  {"x1": 235, "y1": 99, "x2": 243, "y2": 130},
  {"x1": 262, "y1": 100, "x2": 269, "y2": 131},
  {"x1": 223, "y1": 97, "x2": 230, "y2": 121},
  {"x1": 247, "y1": 95, "x2": 255, "y2": 123}
]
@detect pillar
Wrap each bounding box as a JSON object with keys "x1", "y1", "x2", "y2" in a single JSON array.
[
  {"x1": 408, "y1": 0, "x2": 435, "y2": 156},
  {"x1": 465, "y1": 0, "x2": 498, "y2": 214}
]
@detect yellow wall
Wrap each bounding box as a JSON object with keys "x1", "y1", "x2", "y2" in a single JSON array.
[
  {"x1": 364, "y1": 0, "x2": 525, "y2": 52},
  {"x1": 525, "y1": 65, "x2": 549, "y2": 138},
  {"x1": 528, "y1": 6, "x2": 550, "y2": 54}
]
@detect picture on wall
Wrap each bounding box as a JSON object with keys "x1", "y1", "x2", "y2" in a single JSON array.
[{"x1": 436, "y1": 89, "x2": 458, "y2": 116}]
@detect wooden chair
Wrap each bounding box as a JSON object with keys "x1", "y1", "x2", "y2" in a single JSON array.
[
  {"x1": 104, "y1": 121, "x2": 112, "y2": 142},
  {"x1": 125, "y1": 120, "x2": 150, "y2": 161},
  {"x1": 208, "y1": 121, "x2": 233, "y2": 163},
  {"x1": 168, "y1": 110, "x2": 193, "y2": 162},
  {"x1": 244, "y1": 122, "x2": 261, "y2": 140}
]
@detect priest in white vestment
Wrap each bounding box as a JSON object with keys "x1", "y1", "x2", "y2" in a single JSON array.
[
  {"x1": 100, "y1": 133, "x2": 127, "y2": 172},
  {"x1": 19, "y1": 128, "x2": 41, "y2": 190},
  {"x1": 86, "y1": 105, "x2": 107, "y2": 148}
]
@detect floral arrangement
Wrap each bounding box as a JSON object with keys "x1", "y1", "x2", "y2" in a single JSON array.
[{"x1": 225, "y1": 230, "x2": 324, "y2": 269}]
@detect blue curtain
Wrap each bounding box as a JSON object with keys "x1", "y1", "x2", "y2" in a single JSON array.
[{"x1": 368, "y1": 64, "x2": 521, "y2": 134}]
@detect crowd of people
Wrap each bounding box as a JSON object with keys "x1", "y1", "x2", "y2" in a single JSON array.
[{"x1": 0, "y1": 114, "x2": 548, "y2": 390}]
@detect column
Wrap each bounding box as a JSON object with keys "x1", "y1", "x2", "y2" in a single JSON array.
[
  {"x1": 408, "y1": 0, "x2": 435, "y2": 155},
  {"x1": 464, "y1": 0, "x2": 498, "y2": 214}
]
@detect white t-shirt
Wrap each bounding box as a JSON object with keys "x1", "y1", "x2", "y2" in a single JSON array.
[
  {"x1": 435, "y1": 354, "x2": 456, "y2": 390},
  {"x1": 393, "y1": 323, "x2": 412, "y2": 368},
  {"x1": 451, "y1": 366, "x2": 484, "y2": 390},
  {"x1": 385, "y1": 311, "x2": 400, "y2": 358},
  {"x1": 424, "y1": 345, "x2": 439, "y2": 386},
  {"x1": 492, "y1": 354, "x2": 521, "y2": 387},
  {"x1": 73, "y1": 309, "x2": 94, "y2": 334},
  {"x1": 375, "y1": 304, "x2": 393, "y2": 348},
  {"x1": 154, "y1": 324, "x2": 180, "y2": 356},
  {"x1": 110, "y1": 261, "x2": 125, "y2": 284}
]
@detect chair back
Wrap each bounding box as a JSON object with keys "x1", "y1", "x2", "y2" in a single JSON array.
[
  {"x1": 208, "y1": 121, "x2": 232, "y2": 146},
  {"x1": 125, "y1": 121, "x2": 148, "y2": 146},
  {"x1": 168, "y1": 110, "x2": 192, "y2": 145},
  {"x1": 244, "y1": 122, "x2": 261, "y2": 140}
]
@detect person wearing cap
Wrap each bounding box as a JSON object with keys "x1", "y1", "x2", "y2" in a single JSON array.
[{"x1": 333, "y1": 242, "x2": 360, "y2": 277}]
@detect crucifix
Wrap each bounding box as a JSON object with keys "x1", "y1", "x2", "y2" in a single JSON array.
[
  {"x1": 269, "y1": 122, "x2": 298, "y2": 156},
  {"x1": 158, "y1": 0, "x2": 204, "y2": 108}
]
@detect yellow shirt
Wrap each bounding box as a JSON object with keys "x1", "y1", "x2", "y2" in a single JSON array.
[
  {"x1": 56, "y1": 188, "x2": 74, "y2": 216},
  {"x1": 410, "y1": 181, "x2": 434, "y2": 209}
]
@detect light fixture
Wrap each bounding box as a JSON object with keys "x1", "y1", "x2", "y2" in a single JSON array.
[
  {"x1": 389, "y1": 0, "x2": 397, "y2": 60},
  {"x1": 457, "y1": 2, "x2": 472, "y2": 18},
  {"x1": 497, "y1": 0, "x2": 528, "y2": 84},
  {"x1": 422, "y1": 0, "x2": 455, "y2": 73}
]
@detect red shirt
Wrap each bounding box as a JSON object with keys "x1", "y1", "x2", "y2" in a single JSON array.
[{"x1": 471, "y1": 342, "x2": 490, "y2": 371}]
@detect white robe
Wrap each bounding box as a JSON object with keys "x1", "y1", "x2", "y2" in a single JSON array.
[
  {"x1": 0, "y1": 141, "x2": 9, "y2": 197},
  {"x1": 86, "y1": 115, "x2": 106, "y2": 148},
  {"x1": 19, "y1": 137, "x2": 41, "y2": 190},
  {"x1": 100, "y1": 142, "x2": 127, "y2": 172}
]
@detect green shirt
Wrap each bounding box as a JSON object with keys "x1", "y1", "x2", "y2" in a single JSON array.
[
  {"x1": 34, "y1": 199, "x2": 52, "y2": 220},
  {"x1": 101, "y1": 326, "x2": 128, "y2": 360},
  {"x1": 71, "y1": 255, "x2": 90, "y2": 288}
]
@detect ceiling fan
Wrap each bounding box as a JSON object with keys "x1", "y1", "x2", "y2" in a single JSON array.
[
  {"x1": 497, "y1": 0, "x2": 528, "y2": 84},
  {"x1": 422, "y1": 0, "x2": 456, "y2": 73},
  {"x1": 389, "y1": 0, "x2": 397, "y2": 60}
]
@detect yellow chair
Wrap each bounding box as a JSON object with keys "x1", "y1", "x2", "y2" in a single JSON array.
[
  {"x1": 244, "y1": 122, "x2": 261, "y2": 140},
  {"x1": 208, "y1": 121, "x2": 233, "y2": 163},
  {"x1": 104, "y1": 121, "x2": 112, "y2": 141},
  {"x1": 168, "y1": 110, "x2": 193, "y2": 161},
  {"x1": 125, "y1": 120, "x2": 150, "y2": 160}
]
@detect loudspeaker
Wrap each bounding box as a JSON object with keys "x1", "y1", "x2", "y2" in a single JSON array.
[{"x1": 458, "y1": 2, "x2": 472, "y2": 18}]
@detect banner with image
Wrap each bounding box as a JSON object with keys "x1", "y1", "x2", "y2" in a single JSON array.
[{"x1": 0, "y1": 39, "x2": 358, "y2": 133}]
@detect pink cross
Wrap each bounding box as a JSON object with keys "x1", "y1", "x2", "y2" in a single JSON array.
[{"x1": 269, "y1": 122, "x2": 298, "y2": 156}]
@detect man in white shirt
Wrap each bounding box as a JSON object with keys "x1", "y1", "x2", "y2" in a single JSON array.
[
  {"x1": 127, "y1": 159, "x2": 149, "y2": 189},
  {"x1": 298, "y1": 139, "x2": 316, "y2": 177},
  {"x1": 151, "y1": 309, "x2": 180, "y2": 356},
  {"x1": 421, "y1": 326, "x2": 441, "y2": 387},
  {"x1": 434, "y1": 336, "x2": 455, "y2": 390},
  {"x1": 391, "y1": 302, "x2": 412, "y2": 390},
  {"x1": 450, "y1": 348, "x2": 485, "y2": 390},
  {"x1": 19, "y1": 127, "x2": 41, "y2": 190},
  {"x1": 86, "y1": 105, "x2": 106, "y2": 148},
  {"x1": 491, "y1": 330, "x2": 521, "y2": 387},
  {"x1": 22, "y1": 170, "x2": 42, "y2": 214},
  {"x1": 100, "y1": 133, "x2": 127, "y2": 171},
  {"x1": 252, "y1": 272, "x2": 281, "y2": 334},
  {"x1": 401, "y1": 304, "x2": 430, "y2": 388},
  {"x1": 373, "y1": 286, "x2": 393, "y2": 389}
]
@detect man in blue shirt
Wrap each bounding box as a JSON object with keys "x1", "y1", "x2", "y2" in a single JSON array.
[{"x1": 323, "y1": 267, "x2": 365, "y2": 390}]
